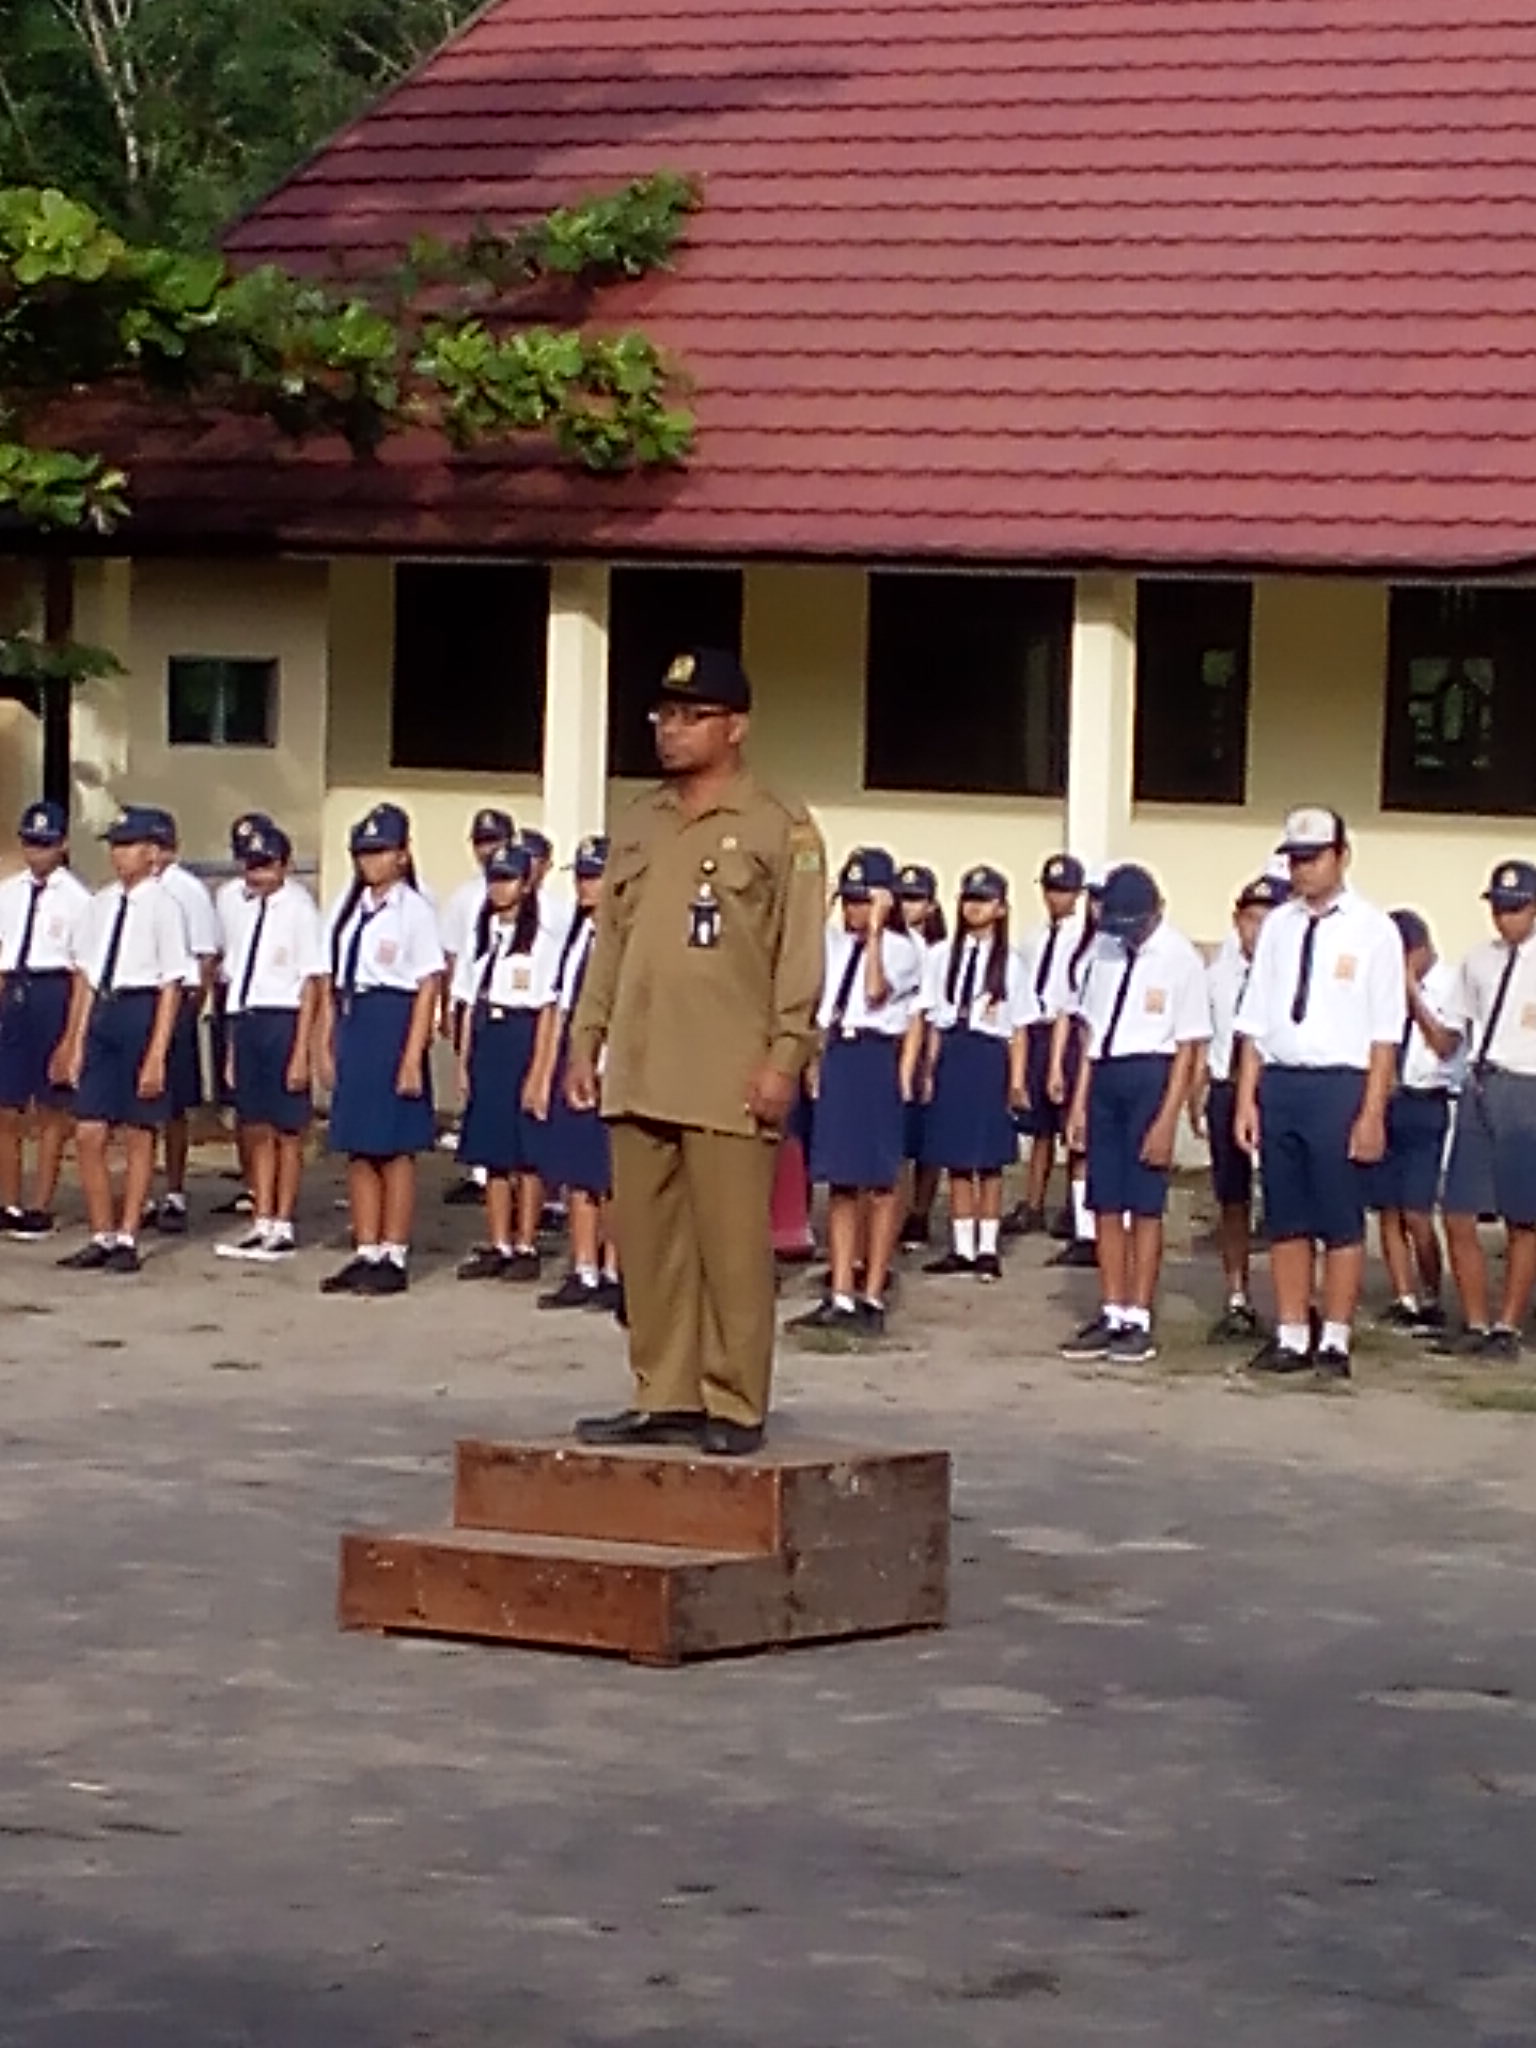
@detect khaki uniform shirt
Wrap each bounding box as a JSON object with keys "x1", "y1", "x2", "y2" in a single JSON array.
[{"x1": 571, "y1": 771, "x2": 827, "y2": 1137}]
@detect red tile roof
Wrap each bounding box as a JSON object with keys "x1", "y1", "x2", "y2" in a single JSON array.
[{"x1": 122, "y1": 1, "x2": 1536, "y2": 567}]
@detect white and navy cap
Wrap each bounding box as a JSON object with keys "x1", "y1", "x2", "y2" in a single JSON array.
[
  {"x1": 18, "y1": 800, "x2": 66, "y2": 847},
  {"x1": 1277, "y1": 806, "x2": 1346, "y2": 857}
]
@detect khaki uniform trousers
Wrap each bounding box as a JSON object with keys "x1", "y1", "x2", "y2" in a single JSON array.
[{"x1": 610, "y1": 1117, "x2": 778, "y2": 1428}]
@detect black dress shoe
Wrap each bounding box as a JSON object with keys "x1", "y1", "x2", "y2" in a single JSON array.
[
  {"x1": 155, "y1": 1202, "x2": 189, "y2": 1236},
  {"x1": 320, "y1": 1255, "x2": 372, "y2": 1295},
  {"x1": 58, "y1": 1239, "x2": 113, "y2": 1270},
  {"x1": 1248, "y1": 1338, "x2": 1313, "y2": 1375},
  {"x1": 442, "y1": 1178, "x2": 483, "y2": 1207},
  {"x1": 701, "y1": 1418, "x2": 765, "y2": 1457},
  {"x1": 1049, "y1": 1239, "x2": 1098, "y2": 1269},
  {"x1": 573, "y1": 1409, "x2": 705, "y2": 1447},
  {"x1": 105, "y1": 1242, "x2": 143, "y2": 1274}
]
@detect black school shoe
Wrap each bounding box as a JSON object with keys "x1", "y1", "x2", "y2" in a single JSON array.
[
  {"x1": 153, "y1": 1202, "x2": 188, "y2": 1236},
  {"x1": 212, "y1": 1189, "x2": 254, "y2": 1217},
  {"x1": 574, "y1": 1409, "x2": 705, "y2": 1447},
  {"x1": 105, "y1": 1242, "x2": 142, "y2": 1275},
  {"x1": 539, "y1": 1272, "x2": 599, "y2": 1310},
  {"x1": 1049, "y1": 1239, "x2": 1098, "y2": 1270},
  {"x1": 924, "y1": 1249, "x2": 976, "y2": 1276},
  {"x1": 360, "y1": 1260, "x2": 408, "y2": 1295},
  {"x1": 974, "y1": 1252, "x2": 1003, "y2": 1283},
  {"x1": 1000, "y1": 1202, "x2": 1046, "y2": 1239},
  {"x1": 500, "y1": 1248, "x2": 542, "y2": 1283},
  {"x1": 787, "y1": 1296, "x2": 858, "y2": 1332},
  {"x1": 1428, "y1": 1324, "x2": 1489, "y2": 1357},
  {"x1": 457, "y1": 1245, "x2": 510, "y2": 1281},
  {"x1": 4, "y1": 1207, "x2": 54, "y2": 1239},
  {"x1": 442, "y1": 1178, "x2": 482, "y2": 1207},
  {"x1": 701, "y1": 1418, "x2": 765, "y2": 1458},
  {"x1": 320, "y1": 1255, "x2": 373, "y2": 1295},
  {"x1": 1208, "y1": 1302, "x2": 1261, "y2": 1344},
  {"x1": 589, "y1": 1276, "x2": 624, "y2": 1314},
  {"x1": 897, "y1": 1212, "x2": 931, "y2": 1250},
  {"x1": 1313, "y1": 1345, "x2": 1352, "y2": 1381},
  {"x1": 1477, "y1": 1326, "x2": 1523, "y2": 1364},
  {"x1": 1048, "y1": 1204, "x2": 1076, "y2": 1240},
  {"x1": 57, "y1": 1239, "x2": 113, "y2": 1271},
  {"x1": 1059, "y1": 1312, "x2": 1116, "y2": 1360},
  {"x1": 1247, "y1": 1337, "x2": 1314, "y2": 1375}
]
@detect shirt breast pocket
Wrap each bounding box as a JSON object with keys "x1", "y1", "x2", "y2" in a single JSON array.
[
  {"x1": 713, "y1": 847, "x2": 770, "y2": 907},
  {"x1": 607, "y1": 847, "x2": 650, "y2": 922}
]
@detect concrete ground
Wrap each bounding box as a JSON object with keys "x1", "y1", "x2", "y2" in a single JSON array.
[{"x1": 4, "y1": 1153, "x2": 1536, "y2": 2047}]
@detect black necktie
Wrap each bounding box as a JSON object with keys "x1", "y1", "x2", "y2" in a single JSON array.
[
  {"x1": 237, "y1": 898, "x2": 268, "y2": 1010},
  {"x1": 1476, "y1": 947, "x2": 1519, "y2": 1074},
  {"x1": 341, "y1": 902, "x2": 382, "y2": 995},
  {"x1": 1290, "y1": 918, "x2": 1321, "y2": 1025},
  {"x1": 14, "y1": 879, "x2": 44, "y2": 973},
  {"x1": 1034, "y1": 922, "x2": 1061, "y2": 1011},
  {"x1": 1100, "y1": 954, "x2": 1136, "y2": 1058},
  {"x1": 1397, "y1": 1003, "x2": 1414, "y2": 1080},
  {"x1": 956, "y1": 943, "x2": 979, "y2": 1024},
  {"x1": 476, "y1": 928, "x2": 507, "y2": 1006},
  {"x1": 556, "y1": 905, "x2": 588, "y2": 986},
  {"x1": 565, "y1": 931, "x2": 593, "y2": 1019},
  {"x1": 828, "y1": 938, "x2": 866, "y2": 1030},
  {"x1": 98, "y1": 893, "x2": 129, "y2": 996}
]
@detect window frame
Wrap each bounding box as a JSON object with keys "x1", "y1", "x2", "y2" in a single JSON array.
[
  {"x1": 166, "y1": 654, "x2": 279, "y2": 749},
  {"x1": 1132, "y1": 578, "x2": 1253, "y2": 807},
  {"x1": 1382, "y1": 583, "x2": 1536, "y2": 817},
  {"x1": 390, "y1": 561, "x2": 550, "y2": 776}
]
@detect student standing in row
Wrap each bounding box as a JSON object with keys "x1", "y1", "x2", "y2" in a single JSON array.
[
  {"x1": 1045, "y1": 879, "x2": 1102, "y2": 1268},
  {"x1": 319, "y1": 804, "x2": 443, "y2": 1296},
  {"x1": 439, "y1": 808, "x2": 516, "y2": 1208},
  {"x1": 1191, "y1": 873, "x2": 1287, "y2": 1342},
  {"x1": 794, "y1": 847, "x2": 925, "y2": 1333},
  {"x1": 55, "y1": 807, "x2": 191, "y2": 1273},
  {"x1": 538, "y1": 835, "x2": 623, "y2": 1312},
  {"x1": 147, "y1": 810, "x2": 220, "y2": 1234},
  {"x1": 0, "y1": 802, "x2": 90, "y2": 1237},
  {"x1": 894, "y1": 862, "x2": 946, "y2": 1250},
  {"x1": 210, "y1": 811, "x2": 277, "y2": 1220},
  {"x1": 1436, "y1": 861, "x2": 1536, "y2": 1359},
  {"x1": 922, "y1": 865, "x2": 1027, "y2": 1283},
  {"x1": 1234, "y1": 807, "x2": 1403, "y2": 1378},
  {"x1": 453, "y1": 842, "x2": 562, "y2": 1282},
  {"x1": 1369, "y1": 909, "x2": 1463, "y2": 1336},
  {"x1": 1059, "y1": 863, "x2": 1208, "y2": 1363},
  {"x1": 215, "y1": 821, "x2": 326, "y2": 1263},
  {"x1": 1010, "y1": 853, "x2": 1086, "y2": 1235}
]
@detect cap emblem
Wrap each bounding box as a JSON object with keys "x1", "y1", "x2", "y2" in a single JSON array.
[
  {"x1": 847, "y1": 861, "x2": 864, "y2": 883},
  {"x1": 665, "y1": 653, "x2": 697, "y2": 689},
  {"x1": 1502, "y1": 867, "x2": 1519, "y2": 890}
]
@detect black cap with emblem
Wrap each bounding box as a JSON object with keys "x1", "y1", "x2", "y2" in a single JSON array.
[{"x1": 656, "y1": 646, "x2": 752, "y2": 713}]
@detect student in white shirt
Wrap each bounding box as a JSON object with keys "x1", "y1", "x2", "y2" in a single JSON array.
[
  {"x1": 211, "y1": 811, "x2": 278, "y2": 1221},
  {"x1": 1438, "y1": 860, "x2": 1536, "y2": 1359},
  {"x1": 1364, "y1": 909, "x2": 1464, "y2": 1336},
  {"x1": 453, "y1": 841, "x2": 562, "y2": 1282},
  {"x1": 1046, "y1": 876, "x2": 1105, "y2": 1267},
  {"x1": 522, "y1": 828, "x2": 576, "y2": 948},
  {"x1": 790, "y1": 848, "x2": 924, "y2": 1335},
  {"x1": 318, "y1": 804, "x2": 445, "y2": 1296},
  {"x1": 1234, "y1": 806, "x2": 1404, "y2": 1378},
  {"x1": 1059, "y1": 863, "x2": 1209, "y2": 1364},
  {"x1": 214, "y1": 821, "x2": 327, "y2": 1263},
  {"x1": 921, "y1": 866, "x2": 1028, "y2": 1282},
  {"x1": 147, "y1": 809, "x2": 221, "y2": 1233},
  {"x1": 892, "y1": 862, "x2": 947, "y2": 1250},
  {"x1": 438, "y1": 806, "x2": 515, "y2": 1036},
  {"x1": 54, "y1": 806, "x2": 193, "y2": 1274},
  {"x1": 0, "y1": 800, "x2": 91, "y2": 1236},
  {"x1": 1189, "y1": 873, "x2": 1288, "y2": 1342},
  {"x1": 1010, "y1": 852, "x2": 1087, "y2": 1234}
]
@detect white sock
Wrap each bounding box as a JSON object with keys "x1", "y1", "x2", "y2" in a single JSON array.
[
  {"x1": 575, "y1": 1263, "x2": 600, "y2": 1287},
  {"x1": 1277, "y1": 1320, "x2": 1309, "y2": 1354},
  {"x1": 266, "y1": 1219, "x2": 294, "y2": 1244},
  {"x1": 471, "y1": 1166, "x2": 488, "y2": 1187},
  {"x1": 494, "y1": 1239, "x2": 515, "y2": 1256},
  {"x1": 1072, "y1": 1181, "x2": 1095, "y2": 1241},
  {"x1": 1123, "y1": 1305, "x2": 1151, "y2": 1331},
  {"x1": 953, "y1": 1218, "x2": 977, "y2": 1259},
  {"x1": 1104, "y1": 1304, "x2": 1129, "y2": 1329},
  {"x1": 602, "y1": 1263, "x2": 620, "y2": 1283},
  {"x1": 978, "y1": 1219, "x2": 1000, "y2": 1255},
  {"x1": 358, "y1": 1242, "x2": 384, "y2": 1263},
  {"x1": 93, "y1": 1231, "x2": 116, "y2": 1248},
  {"x1": 1320, "y1": 1320, "x2": 1351, "y2": 1354},
  {"x1": 113, "y1": 1231, "x2": 135, "y2": 1249},
  {"x1": 253, "y1": 1216, "x2": 275, "y2": 1237},
  {"x1": 513, "y1": 1241, "x2": 537, "y2": 1257},
  {"x1": 382, "y1": 1242, "x2": 408, "y2": 1268},
  {"x1": 1397, "y1": 1293, "x2": 1418, "y2": 1311},
  {"x1": 1227, "y1": 1290, "x2": 1250, "y2": 1310},
  {"x1": 832, "y1": 1291, "x2": 856, "y2": 1312},
  {"x1": 163, "y1": 1191, "x2": 186, "y2": 1213}
]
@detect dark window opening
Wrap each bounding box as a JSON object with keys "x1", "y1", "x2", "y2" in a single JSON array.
[
  {"x1": 391, "y1": 563, "x2": 549, "y2": 773},
  {"x1": 1133, "y1": 580, "x2": 1252, "y2": 805},
  {"x1": 167, "y1": 656, "x2": 278, "y2": 747},
  {"x1": 607, "y1": 566, "x2": 744, "y2": 777},
  {"x1": 1383, "y1": 585, "x2": 1536, "y2": 815}
]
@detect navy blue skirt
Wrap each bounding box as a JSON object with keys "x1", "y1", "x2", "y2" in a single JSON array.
[
  {"x1": 923, "y1": 1028, "x2": 1015, "y2": 1174},
  {"x1": 0, "y1": 969, "x2": 73, "y2": 1112},
  {"x1": 543, "y1": 1053, "x2": 612, "y2": 1195},
  {"x1": 330, "y1": 988, "x2": 435, "y2": 1158},
  {"x1": 811, "y1": 1032, "x2": 906, "y2": 1191},
  {"x1": 459, "y1": 1006, "x2": 543, "y2": 1175}
]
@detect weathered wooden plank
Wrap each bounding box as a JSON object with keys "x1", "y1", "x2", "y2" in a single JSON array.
[{"x1": 452, "y1": 1440, "x2": 784, "y2": 1554}]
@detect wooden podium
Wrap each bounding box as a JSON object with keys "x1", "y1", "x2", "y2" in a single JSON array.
[{"x1": 339, "y1": 1439, "x2": 950, "y2": 1666}]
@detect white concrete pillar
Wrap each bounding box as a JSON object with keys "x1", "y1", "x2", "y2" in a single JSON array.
[
  {"x1": 1066, "y1": 573, "x2": 1137, "y2": 867},
  {"x1": 541, "y1": 560, "x2": 610, "y2": 857}
]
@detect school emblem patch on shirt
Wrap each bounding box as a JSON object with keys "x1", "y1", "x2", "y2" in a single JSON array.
[
  {"x1": 1521, "y1": 1003, "x2": 1536, "y2": 1032},
  {"x1": 1144, "y1": 987, "x2": 1167, "y2": 1015},
  {"x1": 1334, "y1": 954, "x2": 1357, "y2": 982}
]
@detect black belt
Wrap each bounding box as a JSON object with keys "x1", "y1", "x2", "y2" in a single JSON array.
[
  {"x1": 1400, "y1": 1085, "x2": 1451, "y2": 1100},
  {"x1": 96, "y1": 985, "x2": 157, "y2": 1002}
]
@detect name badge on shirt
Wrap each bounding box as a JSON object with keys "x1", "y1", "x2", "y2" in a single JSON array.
[
  {"x1": 512, "y1": 965, "x2": 531, "y2": 991},
  {"x1": 1334, "y1": 954, "x2": 1357, "y2": 982},
  {"x1": 1521, "y1": 1003, "x2": 1536, "y2": 1032},
  {"x1": 46, "y1": 918, "x2": 65, "y2": 942},
  {"x1": 1144, "y1": 987, "x2": 1167, "y2": 1015},
  {"x1": 377, "y1": 939, "x2": 399, "y2": 967}
]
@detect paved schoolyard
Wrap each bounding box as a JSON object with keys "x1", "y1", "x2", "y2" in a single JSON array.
[{"x1": 3, "y1": 1156, "x2": 1536, "y2": 2047}]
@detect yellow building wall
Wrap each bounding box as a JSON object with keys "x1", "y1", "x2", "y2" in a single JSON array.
[{"x1": 0, "y1": 560, "x2": 44, "y2": 876}]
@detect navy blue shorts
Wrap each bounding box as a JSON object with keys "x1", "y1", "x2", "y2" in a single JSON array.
[
  {"x1": 167, "y1": 995, "x2": 203, "y2": 1117},
  {"x1": 1444, "y1": 1073, "x2": 1536, "y2": 1227},
  {"x1": 543, "y1": 1053, "x2": 612, "y2": 1196},
  {"x1": 923, "y1": 1028, "x2": 1015, "y2": 1174},
  {"x1": 903, "y1": 1096, "x2": 927, "y2": 1164},
  {"x1": 1086, "y1": 1053, "x2": 1175, "y2": 1220},
  {"x1": 0, "y1": 970, "x2": 74, "y2": 1112},
  {"x1": 76, "y1": 990, "x2": 171, "y2": 1130},
  {"x1": 330, "y1": 988, "x2": 435, "y2": 1159},
  {"x1": 1363, "y1": 1088, "x2": 1449, "y2": 1215},
  {"x1": 1258, "y1": 1065, "x2": 1368, "y2": 1249},
  {"x1": 1206, "y1": 1078, "x2": 1253, "y2": 1210},
  {"x1": 811, "y1": 1033, "x2": 905, "y2": 1191},
  {"x1": 458, "y1": 1005, "x2": 542, "y2": 1175},
  {"x1": 230, "y1": 1009, "x2": 312, "y2": 1135}
]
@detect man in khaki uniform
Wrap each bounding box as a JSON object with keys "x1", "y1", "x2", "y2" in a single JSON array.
[{"x1": 566, "y1": 646, "x2": 826, "y2": 1455}]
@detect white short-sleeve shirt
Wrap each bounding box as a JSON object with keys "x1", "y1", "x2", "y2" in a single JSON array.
[
  {"x1": 817, "y1": 927, "x2": 925, "y2": 1037},
  {"x1": 439, "y1": 874, "x2": 486, "y2": 964},
  {"x1": 222, "y1": 881, "x2": 327, "y2": 1013},
  {"x1": 924, "y1": 933, "x2": 1029, "y2": 1040},
  {"x1": 1016, "y1": 909, "x2": 1086, "y2": 1024},
  {"x1": 327, "y1": 883, "x2": 445, "y2": 994},
  {"x1": 1401, "y1": 956, "x2": 1465, "y2": 1093},
  {"x1": 1204, "y1": 935, "x2": 1254, "y2": 1085},
  {"x1": 1449, "y1": 936, "x2": 1536, "y2": 1078},
  {"x1": 158, "y1": 862, "x2": 221, "y2": 992},
  {"x1": 1076, "y1": 922, "x2": 1210, "y2": 1060},
  {"x1": 76, "y1": 879, "x2": 193, "y2": 993},
  {"x1": 1234, "y1": 890, "x2": 1405, "y2": 1070},
  {"x1": 0, "y1": 866, "x2": 90, "y2": 975},
  {"x1": 452, "y1": 919, "x2": 563, "y2": 1011}
]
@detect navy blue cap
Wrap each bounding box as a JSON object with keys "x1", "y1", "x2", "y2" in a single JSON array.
[
  {"x1": 574, "y1": 834, "x2": 609, "y2": 878},
  {"x1": 101, "y1": 804, "x2": 163, "y2": 847},
  {"x1": 1099, "y1": 862, "x2": 1161, "y2": 940},
  {"x1": 241, "y1": 822, "x2": 292, "y2": 867},
  {"x1": 18, "y1": 800, "x2": 66, "y2": 847},
  {"x1": 520, "y1": 828, "x2": 552, "y2": 863},
  {"x1": 349, "y1": 802, "x2": 411, "y2": 854},
  {"x1": 143, "y1": 807, "x2": 177, "y2": 850},
  {"x1": 1237, "y1": 874, "x2": 1290, "y2": 911},
  {"x1": 657, "y1": 645, "x2": 752, "y2": 713},
  {"x1": 838, "y1": 847, "x2": 898, "y2": 900},
  {"x1": 959, "y1": 864, "x2": 1009, "y2": 903},
  {"x1": 229, "y1": 811, "x2": 274, "y2": 859},
  {"x1": 1390, "y1": 907, "x2": 1431, "y2": 953},
  {"x1": 1040, "y1": 852, "x2": 1086, "y2": 893},
  {"x1": 485, "y1": 843, "x2": 533, "y2": 883},
  {"x1": 1484, "y1": 860, "x2": 1536, "y2": 910},
  {"x1": 895, "y1": 862, "x2": 937, "y2": 901},
  {"x1": 470, "y1": 807, "x2": 514, "y2": 845}
]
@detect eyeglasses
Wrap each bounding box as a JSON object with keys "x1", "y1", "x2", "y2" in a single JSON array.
[{"x1": 648, "y1": 704, "x2": 731, "y2": 728}]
